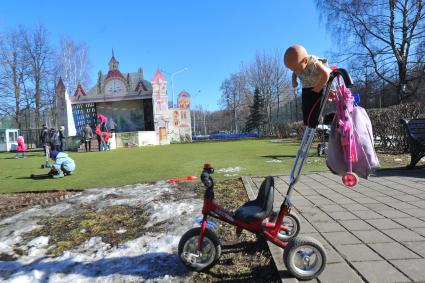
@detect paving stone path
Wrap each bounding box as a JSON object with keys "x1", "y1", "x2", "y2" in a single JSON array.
[{"x1": 242, "y1": 168, "x2": 425, "y2": 283}]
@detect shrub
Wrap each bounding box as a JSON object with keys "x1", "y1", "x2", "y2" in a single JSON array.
[
  {"x1": 276, "y1": 102, "x2": 425, "y2": 153},
  {"x1": 367, "y1": 102, "x2": 425, "y2": 153},
  {"x1": 275, "y1": 121, "x2": 305, "y2": 139}
]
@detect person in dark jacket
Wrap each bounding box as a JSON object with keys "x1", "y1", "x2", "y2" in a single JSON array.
[
  {"x1": 83, "y1": 124, "x2": 94, "y2": 152},
  {"x1": 49, "y1": 128, "x2": 56, "y2": 149},
  {"x1": 59, "y1": 126, "x2": 66, "y2": 152},
  {"x1": 39, "y1": 124, "x2": 49, "y2": 154}
]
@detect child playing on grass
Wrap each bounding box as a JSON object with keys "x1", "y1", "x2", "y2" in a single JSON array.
[
  {"x1": 284, "y1": 45, "x2": 331, "y2": 127},
  {"x1": 103, "y1": 131, "x2": 111, "y2": 151},
  {"x1": 49, "y1": 150, "x2": 76, "y2": 178},
  {"x1": 15, "y1": 135, "x2": 26, "y2": 159}
]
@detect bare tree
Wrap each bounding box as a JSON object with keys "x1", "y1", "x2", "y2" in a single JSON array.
[
  {"x1": 56, "y1": 37, "x2": 91, "y2": 96},
  {"x1": 220, "y1": 72, "x2": 248, "y2": 133},
  {"x1": 0, "y1": 29, "x2": 29, "y2": 128},
  {"x1": 270, "y1": 50, "x2": 291, "y2": 122},
  {"x1": 21, "y1": 24, "x2": 54, "y2": 128},
  {"x1": 245, "y1": 51, "x2": 291, "y2": 134},
  {"x1": 316, "y1": 0, "x2": 425, "y2": 103}
]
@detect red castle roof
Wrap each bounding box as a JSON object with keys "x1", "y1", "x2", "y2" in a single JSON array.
[
  {"x1": 105, "y1": 50, "x2": 125, "y2": 80},
  {"x1": 74, "y1": 83, "x2": 86, "y2": 97},
  {"x1": 56, "y1": 77, "x2": 66, "y2": 90},
  {"x1": 105, "y1": 69, "x2": 125, "y2": 80},
  {"x1": 151, "y1": 68, "x2": 165, "y2": 82},
  {"x1": 135, "y1": 81, "x2": 148, "y2": 93},
  {"x1": 178, "y1": 89, "x2": 190, "y2": 97}
]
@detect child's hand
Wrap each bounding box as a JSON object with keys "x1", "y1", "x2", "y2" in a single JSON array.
[{"x1": 292, "y1": 81, "x2": 298, "y2": 88}]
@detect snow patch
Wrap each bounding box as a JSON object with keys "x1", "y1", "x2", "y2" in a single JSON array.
[
  {"x1": 224, "y1": 174, "x2": 238, "y2": 177},
  {"x1": 217, "y1": 167, "x2": 241, "y2": 173},
  {"x1": 115, "y1": 229, "x2": 126, "y2": 234},
  {"x1": 0, "y1": 182, "x2": 202, "y2": 283},
  {"x1": 265, "y1": 159, "x2": 283, "y2": 163}
]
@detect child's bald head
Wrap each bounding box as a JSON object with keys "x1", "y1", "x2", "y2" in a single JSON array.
[{"x1": 284, "y1": 45, "x2": 309, "y2": 72}]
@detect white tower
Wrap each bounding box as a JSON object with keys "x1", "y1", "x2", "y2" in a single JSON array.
[{"x1": 56, "y1": 77, "x2": 77, "y2": 136}]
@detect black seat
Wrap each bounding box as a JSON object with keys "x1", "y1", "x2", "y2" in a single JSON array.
[{"x1": 235, "y1": 176, "x2": 274, "y2": 222}]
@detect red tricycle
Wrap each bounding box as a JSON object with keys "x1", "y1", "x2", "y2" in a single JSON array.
[{"x1": 178, "y1": 69, "x2": 354, "y2": 280}]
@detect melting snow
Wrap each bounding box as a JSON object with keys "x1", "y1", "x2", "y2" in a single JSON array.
[
  {"x1": 265, "y1": 159, "x2": 283, "y2": 163},
  {"x1": 217, "y1": 167, "x2": 241, "y2": 173},
  {"x1": 0, "y1": 182, "x2": 202, "y2": 282}
]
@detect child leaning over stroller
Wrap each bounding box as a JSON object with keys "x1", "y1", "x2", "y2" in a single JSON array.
[{"x1": 49, "y1": 150, "x2": 76, "y2": 178}]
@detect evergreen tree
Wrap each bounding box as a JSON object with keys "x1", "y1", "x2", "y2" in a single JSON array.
[{"x1": 244, "y1": 87, "x2": 265, "y2": 135}]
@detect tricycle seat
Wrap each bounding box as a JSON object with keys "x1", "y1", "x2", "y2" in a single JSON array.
[{"x1": 235, "y1": 176, "x2": 274, "y2": 222}]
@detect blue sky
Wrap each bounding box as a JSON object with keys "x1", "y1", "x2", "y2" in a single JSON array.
[{"x1": 0, "y1": 0, "x2": 333, "y2": 111}]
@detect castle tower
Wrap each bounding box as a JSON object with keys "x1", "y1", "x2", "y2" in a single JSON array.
[
  {"x1": 151, "y1": 68, "x2": 170, "y2": 144},
  {"x1": 56, "y1": 77, "x2": 77, "y2": 136},
  {"x1": 169, "y1": 90, "x2": 192, "y2": 142}
]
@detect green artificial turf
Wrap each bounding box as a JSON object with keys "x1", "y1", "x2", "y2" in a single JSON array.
[{"x1": 0, "y1": 139, "x2": 327, "y2": 193}]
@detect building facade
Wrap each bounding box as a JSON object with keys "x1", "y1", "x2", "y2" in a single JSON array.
[{"x1": 55, "y1": 52, "x2": 192, "y2": 146}]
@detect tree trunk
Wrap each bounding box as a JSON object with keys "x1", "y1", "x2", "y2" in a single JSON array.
[
  {"x1": 12, "y1": 58, "x2": 21, "y2": 129},
  {"x1": 35, "y1": 77, "x2": 41, "y2": 128},
  {"x1": 398, "y1": 62, "x2": 408, "y2": 103}
]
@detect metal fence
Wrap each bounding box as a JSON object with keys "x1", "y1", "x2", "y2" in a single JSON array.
[
  {"x1": 193, "y1": 133, "x2": 259, "y2": 141},
  {"x1": 20, "y1": 128, "x2": 43, "y2": 149}
]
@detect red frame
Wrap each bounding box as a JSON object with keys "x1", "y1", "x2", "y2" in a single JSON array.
[{"x1": 198, "y1": 189, "x2": 291, "y2": 251}]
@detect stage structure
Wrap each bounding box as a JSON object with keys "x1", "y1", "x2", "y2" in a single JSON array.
[{"x1": 55, "y1": 51, "x2": 192, "y2": 148}]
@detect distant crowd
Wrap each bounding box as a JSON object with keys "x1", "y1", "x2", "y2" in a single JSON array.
[{"x1": 39, "y1": 125, "x2": 67, "y2": 154}]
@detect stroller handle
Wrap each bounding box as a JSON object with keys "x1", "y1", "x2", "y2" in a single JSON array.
[{"x1": 329, "y1": 68, "x2": 353, "y2": 88}]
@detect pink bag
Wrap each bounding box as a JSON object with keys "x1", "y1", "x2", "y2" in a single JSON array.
[{"x1": 326, "y1": 106, "x2": 380, "y2": 179}]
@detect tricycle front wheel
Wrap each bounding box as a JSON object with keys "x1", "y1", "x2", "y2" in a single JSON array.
[
  {"x1": 283, "y1": 236, "x2": 327, "y2": 280},
  {"x1": 178, "y1": 227, "x2": 221, "y2": 271}
]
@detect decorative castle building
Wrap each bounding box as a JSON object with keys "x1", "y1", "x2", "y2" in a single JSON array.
[{"x1": 55, "y1": 51, "x2": 192, "y2": 147}]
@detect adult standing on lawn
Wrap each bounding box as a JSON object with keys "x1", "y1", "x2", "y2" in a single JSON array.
[
  {"x1": 107, "y1": 118, "x2": 117, "y2": 133},
  {"x1": 59, "y1": 126, "x2": 66, "y2": 152},
  {"x1": 83, "y1": 124, "x2": 94, "y2": 152},
  {"x1": 51, "y1": 128, "x2": 61, "y2": 151},
  {"x1": 39, "y1": 124, "x2": 49, "y2": 155}
]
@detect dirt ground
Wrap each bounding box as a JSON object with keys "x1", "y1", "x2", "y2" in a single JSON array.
[
  {"x1": 0, "y1": 179, "x2": 280, "y2": 283},
  {"x1": 0, "y1": 191, "x2": 77, "y2": 219}
]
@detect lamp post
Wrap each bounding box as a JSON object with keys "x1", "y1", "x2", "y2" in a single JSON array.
[
  {"x1": 192, "y1": 90, "x2": 201, "y2": 136},
  {"x1": 171, "y1": 67, "x2": 188, "y2": 108}
]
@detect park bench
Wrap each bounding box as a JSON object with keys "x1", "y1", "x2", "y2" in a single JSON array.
[{"x1": 400, "y1": 118, "x2": 425, "y2": 168}]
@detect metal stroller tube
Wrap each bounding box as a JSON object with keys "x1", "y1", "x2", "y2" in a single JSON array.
[{"x1": 290, "y1": 127, "x2": 316, "y2": 184}]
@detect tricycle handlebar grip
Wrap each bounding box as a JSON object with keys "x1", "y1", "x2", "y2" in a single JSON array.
[{"x1": 201, "y1": 171, "x2": 213, "y2": 188}]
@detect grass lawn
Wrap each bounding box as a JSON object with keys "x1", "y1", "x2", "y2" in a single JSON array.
[
  {"x1": 1, "y1": 139, "x2": 415, "y2": 193},
  {"x1": 0, "y1": 139, "x2": 328, "y2": 193}
]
